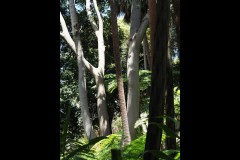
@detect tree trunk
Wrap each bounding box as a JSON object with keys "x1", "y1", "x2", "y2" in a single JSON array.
[
  {"x1": 110, "y1": 0, "x2": 131, "y2": 145},
  {"x1": 95, "y1": 75, "x2": 110, "y2": 136},
  {"x1": 165, "y1": 38, "x2": 176, "y2": 150},
  {"x1": 127, "y1": 0, "x2": 149, "y2": 140},
  {"x1": 147, "y1": 0, "x2": 156, "y2": 70},
  {"x1": 61, "y1": 0, "x2": 111, "y2": 139},
  {"x1": 68, "y1": 0, "x2": 95, "y2": 140},
  {"x1": 143, "y1": 34, "x2": 149, "y2": 70},
  {"x1": 144, "y1": 0, "x2": 170, "y2": 159},
  {"x1": 172, "y1": 0, "x2": 180, "y2": 53},
  {"x1": 76, "y1": 39, "x2": 96, "y2": 140},
  {"x1": 127, "y1": 42, "x2": 140, "y2": 140},
  {"x1": 111, "y1": 149, "x2": 122, "y2": 160},
  {"x1": 85, "y1": 0, "x2": 111, "y2": 136}
]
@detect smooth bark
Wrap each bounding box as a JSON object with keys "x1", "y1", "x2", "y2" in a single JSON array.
[
  {"x1": 127, "y1": 0, "x2": 149, "y2": 139},
  {"x1": 60, "y1": 0, "x2": 111, "y2": 139},
  {"x1": 66, "y1": 0, "x2": 96, "y2": 140},
  {"x1": 86, "y1": 0, "x2": 110, "y2": 136}
]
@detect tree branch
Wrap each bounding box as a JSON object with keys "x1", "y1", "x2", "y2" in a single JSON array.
[
  {"x1": 93, "y1": 0, "x2": 103, "y2": 32},
  {"x1": 60, "y1": 32, "x2": 64, "y2": 37},
  {"x1": 86, "y1": 0, "x2": 98, "y2": 33},
  {"x1": 62, "y1": 1, "x2": 98, "y2": 76},
  {"x1": 83, "y1": 57, "x2": 98, "y2": 76},
  {"x1": 136, "y1": 13, "x2": 150, "y2": 45},
  {"x1": 60, "y1": 12, "x2": 76, "y2": 53}
]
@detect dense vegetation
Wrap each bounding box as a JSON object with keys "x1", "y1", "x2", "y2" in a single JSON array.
[{"x1": 60, "y1": 0, "x2": 180, "y2": 159}]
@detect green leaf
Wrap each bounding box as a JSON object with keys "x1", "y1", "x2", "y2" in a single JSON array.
[
  {"x1": 65, "y1": 136, "x2": 107, "y2": 160},
  {"x1": 149, "y1": 122, "x2": 180, "y2": 139},
  {"x1": 108, "y1": 80, "x2": 118, "y2": 93},
  {"x1": 91, "y1": 134, "x2": 121, "y2": 159},
  {"x1": 163, "y1": 149, "x2": 180, "y2": 155},
  {"x1": 153, "y1": 115, "x2": 180, "y2": 127},
  {"x1": 174, "y1": 152, "x2": 180, "y2": 159},
  {"x1": 60, "y1": 104, "x2": 71, "y2": 154},
  {"x1": 123, "y1": 134, "x2": 146, "y2": 159},
  {"x1": 144, "y1": 150, "x2": 175, "y2": 160},
  {"x1": 139, "y1": 70, "x2": 152, "y2": 75}
]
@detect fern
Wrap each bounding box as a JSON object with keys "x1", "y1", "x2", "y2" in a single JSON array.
[
  {"x1": 122, "y1": 134, "x2": 146, "y2": 160},
  {"x1": 90, "y1": 134, "x2": 121, "y2": 160}
]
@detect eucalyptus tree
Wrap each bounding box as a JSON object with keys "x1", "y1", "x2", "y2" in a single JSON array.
[
  {"x1": 60, "y1": 0, "x2": 111, "y2": 139},
  {"x1": 126, "y1": 0, "x2": 149, "y2": 140}
]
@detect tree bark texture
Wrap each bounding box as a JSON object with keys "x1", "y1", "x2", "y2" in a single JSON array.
[
  {"x1": 147, "y1": 0, "x2": 156, "y2": 70},
  {"x1": 165, "y1": 33, "x2": 176, "y2": 150},
  {"x1": 110, "y1": 0, "x2": 131, "y2": 145},
  {"x1": 144, "y1": 0, "x2": 170, "y2": 159}
]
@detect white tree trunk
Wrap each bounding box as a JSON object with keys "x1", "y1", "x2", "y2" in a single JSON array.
[
  {"x1": 76, "y1": 35, "x2": 96, "y2": 140},
  {"x1": 127, "y1": 0, "x2": 149, "y2": 140},
  {"x1": 60, "y1": 0, "x2": 96, "y2": 140},
  {"x1": 95, "y1": 74, "x2": 110, "y2": 136},
  {"x1": 127, "y1": 43, "x2": 140, "y2": 140},
  {"x1": 86, "y1": 0, "x2": 111, "y2": 136},
  {"x1": 69, "y1": 0, "x2": 96, "y2": 140}
]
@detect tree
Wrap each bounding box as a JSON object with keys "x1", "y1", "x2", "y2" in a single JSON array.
[
  {"x1": 60, "y1": 0, "x2": 111, "y2": 139},
  {"x1": 144, "y1": 0, "x2": 170, "y2": 159},
  {"x1": 147, "y1": 0, "x2": 156, "y2": 70},
  {"x1": 165, "y1": 5, "x2": 177, "y2": 151},
  {"x1": 109, "y1": 0, "x2": 131, "y2": 146},
  {"x1": 171, "y1": 0, "x2": 180, "y2": 53},
  {"x1": 60, "y1": 6, "x2": 95, "y2": 140},
  {"x1": 142, "y1": 34, "x2": 150, "y2": 70},
  {"x1": 126, "y1": 0, "x2": 149, "y2": 140},
  {"x1": 85, "y1": 0, "x2": 111, "y2": 136}
]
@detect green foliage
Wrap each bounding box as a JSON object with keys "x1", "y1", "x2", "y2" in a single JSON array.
[
  {"x1": 149, "y1": 122, "x2": 180, "y2": 139},
  {"x1": 134, "y1": 112, "x2": 148, "y2": 136},
  {"x1": 61, "y1": 133, "x2": 178, "y2": 160},
  {"x1": 60, "y1": 104, "x2": 72, "y2": 156},
  {"x1": 153, "y1": 115, "x2": 180, "y2": 128},
  {"x1": 111, "y1": 114, "x2": 123, "y2": 134},
  {"x1": 117, "y1": 18, "x2": 130, "y2": 62},
  {"x1": 174, "y1": 87, "x2": 180, "y2": 118},
  {"x1": 61, "y1": 136, "x2": 107, "y2": 160},
  {"x1": 104, "y1": 70, "x2": 151, "y2": 94},
  {"x1": 172, "y1": 58, "x2": 180, "y2": 88},
  {"x1": 72, "y1": 137, "x2": 108, "y2": 160},
  {"x1": 104, "y1": 73, "x2": 127, "y2": 94},
  {"x1": 60, "y1": 1, "x2": 180, "y2": 160},
  {"x1": 143, "y1": 150, "x2": 180, "y2": 160},
  {"x1": 61, "y1": 134, "x2": 121, "y2": 160},
  {"x1": 122, "y1": 134, "x2": 146, "y2": 160},
  {"x1": 90, "y1": 134, "x2": 122, "y2": 160},
  {"x1": 139, "y1": 70, "x2": 151, "y2": 91}
]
